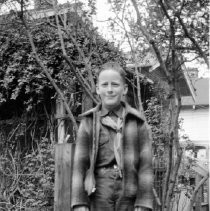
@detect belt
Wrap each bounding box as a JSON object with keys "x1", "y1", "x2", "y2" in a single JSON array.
[{"x1": 95, "y1": 164, "x2": 122, "y2": 178}]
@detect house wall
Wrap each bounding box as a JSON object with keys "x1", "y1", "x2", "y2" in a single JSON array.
[
  {"x1": 179, "y1": 107, "x2": 209, "y2": 145},
  {"x1": 179, "y1": 107, "x2": 209, "y2": 210}
]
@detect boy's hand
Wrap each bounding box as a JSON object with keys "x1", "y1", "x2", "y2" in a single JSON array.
[
  {"x1": 73, "y1": 206, "x2": 89, "y2": 211},
  {"x1": 135, "y1": 207, "x2": 151, "y2": 211}
]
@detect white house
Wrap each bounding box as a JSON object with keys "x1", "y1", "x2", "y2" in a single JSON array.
[
  {"x1": 180, "y1": 68, "x2": 209, "y2": 162},
  {"x1": 178, "y1": 68, "x2": 209, "y2": 210}
]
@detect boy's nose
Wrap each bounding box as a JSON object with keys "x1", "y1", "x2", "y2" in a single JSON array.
[{"x1": 107, "y1": 84, "x2": 113, "y2": 92}]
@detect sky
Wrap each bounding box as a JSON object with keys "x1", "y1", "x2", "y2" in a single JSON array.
[
  {"x1": 76, "y1": 0, "x2": 209, "y2": 78},
  {"x1": 1, "y1": 0, "x2": 209, "y2": 77}
]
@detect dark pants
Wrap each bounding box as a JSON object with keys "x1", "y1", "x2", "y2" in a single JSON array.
[{"x1": 90, "y1": 166, "x2": 135, "y2": 211}]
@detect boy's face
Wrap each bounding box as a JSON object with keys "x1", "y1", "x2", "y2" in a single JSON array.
[{"x1": 96, "y1": 69, "x2": 128, "y2": 110}]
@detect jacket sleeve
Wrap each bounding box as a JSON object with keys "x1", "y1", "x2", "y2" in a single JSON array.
[
  {"x1": 135, "y1": 122, "x2": 153, "y2": 210},
  {"x1": 71, "y1": 118, "x2": 91, "y2": 209}
]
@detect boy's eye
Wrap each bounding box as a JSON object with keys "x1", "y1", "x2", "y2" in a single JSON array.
[
  {"x1": 112, "y1": 83, "x2": 120, "y2": 86},
  {"x1": 101, "y1": 83, "x2": 108, "y2": 87},
  {"x1": 100, "y1": 82, "x2": 120, "y2": 87}
]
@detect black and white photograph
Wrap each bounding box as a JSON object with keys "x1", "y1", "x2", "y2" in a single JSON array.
[{"x1": 0, "y1": 0, "x2": 209, "y2": 210}]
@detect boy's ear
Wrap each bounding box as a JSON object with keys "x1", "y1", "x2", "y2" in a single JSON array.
[
  {"x1": 96, "y1": 84, "x2": 100, "y2": 95},
  {"x1": 123, "y1": 84, "x2": 128, "y2": 95}
]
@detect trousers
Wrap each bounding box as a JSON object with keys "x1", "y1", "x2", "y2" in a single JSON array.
[{"x1": 90, "y1": 166, "x2": 135, "y2": 211}]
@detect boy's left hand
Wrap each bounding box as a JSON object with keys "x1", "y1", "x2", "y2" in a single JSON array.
[{"x1": 135, "y1": 207, "x2": 151, "y2": 211}]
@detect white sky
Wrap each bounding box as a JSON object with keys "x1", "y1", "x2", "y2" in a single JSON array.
[{"x1": 1, "y1": 0, "x2": 209, "y2": 77}]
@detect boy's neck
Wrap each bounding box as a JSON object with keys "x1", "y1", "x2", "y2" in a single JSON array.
[{"x1": 101, "y1": 103, "x2": 123, "y2": 117}]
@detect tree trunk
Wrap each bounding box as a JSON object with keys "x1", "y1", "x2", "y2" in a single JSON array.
[{"x1": 195, "y1": 174, "x2": 202, "y2": 211}]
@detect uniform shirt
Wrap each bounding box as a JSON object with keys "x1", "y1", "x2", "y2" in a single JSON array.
[{"x1": 95, "y1": 104, "x2": 124, "y2": 168}]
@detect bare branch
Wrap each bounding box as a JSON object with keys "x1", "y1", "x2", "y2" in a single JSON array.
[
  {"x1": 165, "y1": 98, "x2": 183, "y2": 210},
  {"x1": 20, "y1": 16, "x2": 78, "y2": 132},
  {"x1": 162, "y1": 137, "x2": 173, "y2": 208},
  {"x1": 109, "y1": 1, "x2": 144, "y2": 113},
  {"x1": 177, "y1": 15, "x2": 209, "y2": 67},
  {"x1": 187, "y1": 173, "x2": 209, "y2": 211},
  {"x1": 131, "y1": 0, "x2": 172, "y2": 84},
  {"x1": 57, "y1": 9, "x2": 96, "y2": 93},
  {"x1": 178, "y1": 0, "x2": 186, "y2": 15},
  {"x1": 63, "y1": 56, "x2": 99, "y2": 104},
  {"x1": 164, "y1": 1, "x2": 209, "y2": 67},
  {"x1": 175, "y1": 46, "x2": 197, "y2": 51},
  {"x1": 51, "y1": 1, "x2": 99, "y2": 104},
  {"x1": 159, "y1": 0, "x2": 173, "y2": 24}
]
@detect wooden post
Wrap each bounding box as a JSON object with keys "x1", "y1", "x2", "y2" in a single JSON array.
[
  {"x1": 195, "y1": 174, "x2": 202, "y2": 211},
  {"x1": 56, "y1": 99, "x2": 65, "y2": 143},
  {"x1": 206, "y1": 145, "x2": 209, "y2": 207},
  {"x1": 54, "y1": 143, "x2": 74, "y2": 211},
  {"x1": 54, "y1": 97, "x2": 74, "y2": 210}
]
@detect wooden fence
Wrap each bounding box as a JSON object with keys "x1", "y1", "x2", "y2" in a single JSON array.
[{"x1": 54, "y1": 143, "x2": 75, "y2": 211}]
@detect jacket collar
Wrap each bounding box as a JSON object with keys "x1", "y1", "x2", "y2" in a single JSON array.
[
  {"x1": 79, "y1": 101, "x2": 145, "y2": 122},
  {"x1": 100, "y1": 103, "x2": 124, "y2": 118}
]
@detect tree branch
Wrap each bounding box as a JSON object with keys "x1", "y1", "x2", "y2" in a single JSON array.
[
  {"x1": 63, "y1": 56, "x2": 99, "y2": 104},
  {"x1": 162, "y1": 137, "x2": 173, "y2": 209},
  {"x1": 187, "y1": 173, "x2": 209, "y2": 211},
  {"x1": 165, "y1": 76, "x2": 183, "y2": 210},
  {"x1": 51, "y1": 1, "x2": 99, "y2": 104},
  {"x1": 58, "y1": 10, "x2": 96, "y2": 93},
  {"x1": 131, "y1": 0, "x2": 172, "y2": 84},
  {"x1": 20, "y1": 17, "x2": 78, "y2": 133},
  {"x1": 164, "y1": 0, "x2": 209, "y2": 67},
  {"x1": 176, "y1": 15, "x2": 209, "y2": 67},
  {"x1": 175, "y1": 46, "x2": 197, "y2": 51},
  {"x1": 110, "y1": 4, "x2": 144, "y2": 113}
]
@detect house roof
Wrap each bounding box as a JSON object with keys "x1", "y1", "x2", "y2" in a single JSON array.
[
  {"x1": 125, "y1": 52, "x2": 196, "y2": 98},
  {"x1": 181, "y1": 78, "x2": 209, "y2": 106},
  {"x1": 24, "y1": 2, "x2": 84, "y2": 20}
]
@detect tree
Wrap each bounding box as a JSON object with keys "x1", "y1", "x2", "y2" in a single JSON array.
[
  {"x1": 103, "y1": 0, "x2": 209, "y2": 210},
  {"x1": 0, "y1": 0, "x2": 208, "y2": 209},
  {"x1": 0, "y1": 1, "x2": 126, "y2": 209},
  {"x1": 0, "y1": 0, "x2": 125, "y2": 119}
]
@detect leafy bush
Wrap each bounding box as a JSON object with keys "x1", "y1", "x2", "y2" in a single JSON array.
[
  {"x1": 21, "y1": 138, "x2": 54, "y2": 209},
  {"x1": 0, "y1": 138, "x2": 54, "y2": 210}
]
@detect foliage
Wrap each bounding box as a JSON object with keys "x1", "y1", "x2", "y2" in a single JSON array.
[
  {"x1": 146, "y1": 97, "x2": 165, "y2": 139},
  {"x1": 21, "y1": 138, "x2": 54, "y2": 209},
  {"x1": 0, "y1": 3, "x2": 127, "y2": 210},
  {"x1": 105, "y1": 1, "x2": 209, "y2": 209},
  {"x1": 0, "y1": 7, "x2": 125, "y2": 117},
  {"x1": 145, "y1": 97, "x2": 167, "y2": 164},
  {"x1": 107, "y1": 0, "x2": 209, "y2": 63},
  {"x1": 146, "y1": 0, "x2": 209, "y2": 53},
  {"x1": 0, "y1": 20, "x2": 60, "y2": 114},
  {"x1": 1, "y1": 0, "x2": 208, "y2": 209},
  {"x1": 0, "y1": 137, "x2": 54, "y2": 210}
]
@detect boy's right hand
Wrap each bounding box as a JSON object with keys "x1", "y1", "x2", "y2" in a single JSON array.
[{"x1": 73, "y1": 206, "x2": 89, "y2": 211}]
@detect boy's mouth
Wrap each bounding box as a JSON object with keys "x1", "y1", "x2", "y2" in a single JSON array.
[{"x1": 106, "y1": 95, "x2": 116, "y2": 98}]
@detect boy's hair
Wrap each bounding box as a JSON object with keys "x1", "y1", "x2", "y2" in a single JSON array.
[{"x1": 97, "y1": 62, "x2": 126, "y2": 83}]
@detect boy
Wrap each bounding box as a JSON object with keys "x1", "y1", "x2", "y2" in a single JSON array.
[{"x1": 72, "y1": 62, "x2": 153, "y2": 211}]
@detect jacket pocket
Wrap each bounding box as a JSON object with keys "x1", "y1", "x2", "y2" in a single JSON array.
[{"x1": 99, "y1": 131, "x2": 109, "y2": 147}]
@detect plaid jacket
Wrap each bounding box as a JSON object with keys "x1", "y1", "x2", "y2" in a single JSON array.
[{"x1": 71, "y1": 102, "x2": 153, "y2": 209}]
